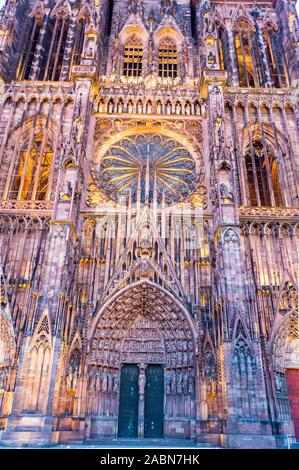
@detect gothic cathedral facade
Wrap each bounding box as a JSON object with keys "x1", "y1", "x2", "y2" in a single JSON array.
[{"x1": 0, "y1": 0, "x2": 298, "y2": 448}]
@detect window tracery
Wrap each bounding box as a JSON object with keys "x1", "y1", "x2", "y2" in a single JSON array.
[
  {"x1": 123, "y1": 36, "x2": 143, "y2": 78},
  {"x1": 9, "y1": 137, "x2": 53, "y2": 201},
  {"x1": 245, "y1": 141, "x2": 282, "y2": 207},
  {"x1": 158, "y1": 38, "x2": 178, "y2": 82}
]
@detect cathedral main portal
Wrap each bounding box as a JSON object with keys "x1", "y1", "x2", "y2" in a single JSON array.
[{"x1": 87, "y1": 282, "x2": 197, "y2": 440}]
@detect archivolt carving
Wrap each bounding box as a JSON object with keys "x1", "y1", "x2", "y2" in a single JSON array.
[
  {"x1": 271, "y1": 310, "x2": 299, "y2": 371},
  {"x1": 87, "y1": 281, "x2": 197, "y2": 418}
]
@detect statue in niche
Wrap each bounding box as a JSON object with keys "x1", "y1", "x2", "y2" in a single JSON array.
[
  {"x1": 146, "y1": 101, "x2": 152, "y2": 114},
  {"x1": 137, "y1": 101, "x2": 143, "y2": 113},
  {"x1": 195, "y1": 101, "x2": 201, "y2": 116},
  {"x1": 175, "y1": 102, "x2": 182, "y2": 115},
  {"x1": 208, "y1": 51, "x2": 216, "y2": 65},
  {"x1": 101, "y1": 367, "x2": 108, "y2": 392},
  {"x1": 166, "y1": 102, "x2": 172, "y2": 114},
  {"x1": 107, "y1": 372, "x2": 113, "y2": 392},
  {"x1": 204, "y1": 350, "x2": 217, "y2": 380},
  {"x1": 108, "y1": 100, "x2": 114, "y2": 113},
  {"x1": 157, "y1": 101, "x2": 163, "y2": 114},
  {"x1": 202, "y1": 0, "x2": 213, "y2": 34},
  {"x1": 170, "y1": 371, "x2": 176, "y2": 394},
  {"x1": 136, "y1": 223, "x2": 153, "y2": 259},
  {"x1": 72, "y1": 115, "x2": 83, "y2": 144},
  {"x1": 95, "y1": 369, "x2": 101, "y2": 391},
  {"x1": 200, "y1": 100, "x2": 207, "y2": 116},
  {"x1": 117, "y1": 101, "x2": 123, "y2": 113},
  {"x1": 214, "y1": 114, "x2": 224, "y2": 148},
  {"x1": 187, "y1": 370, "x2": 195, "y2": 395},
  {"x1": 98, "y1": 100, "x2": 105, "y2": 113},
  {"x1": 176, "y1": 371, "x2": 183, "y2": 394},
  {"x1": 113, "y1": 374, "x2": 119, "y2": 392},
  {"x1": 88, "y1": 367, "x2": 96, "y2": 391},
  {"x1": 127, "y1": 101, "x2": 134, "y2": 113},
  {"x1": 220, "y1": 182, "x2": 234, "y2": 203},
  {"x1": 166, "y1": 373, "x2": 172, "y2": 394},
  {"x1": 59, "y1": 180, "x2": 73, "y2": 201},
  {"x1": 183, "y1": 372, "x2": 188, "y2": 394},
  {"x1": 185, "y1": 102, "x2": 192, "y2": 115},
  {"x1": 183, "y1": 352, "x2": 188, "y2": 367}
]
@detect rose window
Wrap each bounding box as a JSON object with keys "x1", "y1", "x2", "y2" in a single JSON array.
[{"x1": 91, "y1": 134, "x2": 199, "y2": 203}]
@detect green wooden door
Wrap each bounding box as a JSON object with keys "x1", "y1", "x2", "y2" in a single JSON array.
[
  {"x1": 118, "y1": 364, "x2": 139, "y2": 438},
  {"x1": 144, "y1": 365, "x2": 164, "y2": 438}
]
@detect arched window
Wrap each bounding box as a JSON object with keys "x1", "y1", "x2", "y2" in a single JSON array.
[
  {"x1": 245, "y1": 141, "x2": 282, "y2": 207},
  {"x1": 37, "y1": 16, "x2": 69, "y2": 81},
  {"x1": 158, "y1": 38, "x2": 178, "y2": 81},
  {"x1": 73, "y1": 19, "x2": 85, "y2": 65},
  {"x1": 17, "y1": 17, "x2": 42, "y2": 80},
  {"x1": 123, "y1": 37, "x2": 143, "y2": 77},
  {"x1": 264, "y1": 29, "x2": 288, "y2": 88},
  {"x1": 9, "y1": 138, "x2": 53, "y2": 201},
  {"x1": 217, "y1": 28, "x2": 226, "y2": 71},
  {"x1": 234, "y1": 22, "x2": 257, "y2": 87}
]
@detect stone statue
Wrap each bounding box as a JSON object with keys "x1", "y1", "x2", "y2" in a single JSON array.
[
  {"x1": 72, "y1": 115, "x2": 83, "y2": 144},
  {"x1": 113, "y1": 374, "x2": 119, "y2": 392},
  {"x1": 128, "y1": 101, "x2": 134, "y2": 113},
  {"x1": 220, "y1": 182, "x2": 234, "y2": 203},
  {"x1": 166, "y1": 373, "x2": 172, "y2": 394},
  {"x1": 137, "y1": 101, "x2": 143, "y2": 113},
  {"x1": 185, "y1": 102, "x2": 191, "y2": 115},
  {"x1": 195, "y1": 101, "x2": 201, "y2": 116},
  {"x1": 101, "y1": 368, "x2": 108, "y2": 392},
  {"x1": 214, "y1": 115, "x2": 223, "y2": 148},
  {"x1": 108, "y1": 100, "x2": 114, "y2": 113},
  {"x1": 139, "y1": 372, "x2": 145, "y2": 394},
  {"x1": 59, "y1": 180, "x2": 73, "y2": 201},
  {"x1": 166, "y1": 102, "x2": 172, "y2": 115},
  {"x1": 188, "y1": 372, "x2": 195, "y2": 395},
  {"x1": 157, "y1": 101, "x2": 162, "y2": 114},
  {"x1": 146, "y1": 101, "x2": 152, "y2": 114},
  {"x1": 175, "y1": 102, "x2": 182, "y2": 115}
]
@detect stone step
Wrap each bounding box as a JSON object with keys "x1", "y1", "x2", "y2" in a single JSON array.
[
  {"x1": 85, "y1": 437, "x2": 216, "y2": 448},
  {"x1": 0, "y1": 430, "x2": 52, "y2": 447}
]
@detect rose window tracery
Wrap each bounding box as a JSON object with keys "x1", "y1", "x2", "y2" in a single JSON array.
[{"x1": 91, "y1": 134, "x2": 199, "y2": 204}]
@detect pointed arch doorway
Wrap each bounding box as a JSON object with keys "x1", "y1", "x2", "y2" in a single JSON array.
[{"x1": 88, "y1": 281, "x2": 197, "y2": 441}]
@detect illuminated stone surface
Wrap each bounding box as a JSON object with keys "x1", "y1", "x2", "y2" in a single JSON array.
[{"x1": 0, "y1": 0, "x2": 298, "y2": 449}]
